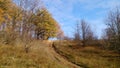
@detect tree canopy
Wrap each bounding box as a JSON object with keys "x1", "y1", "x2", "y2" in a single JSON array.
[{"x1": 0, "y1": 0, "x2": 61, "y2": 43}]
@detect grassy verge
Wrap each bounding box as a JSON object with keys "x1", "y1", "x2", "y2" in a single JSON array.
[
  {"x1": 0, "y1": 41, "x2": 70, "y2": 68},
  {"x1": 53, "y1": 41, "x2": 120, "y2": 68}
]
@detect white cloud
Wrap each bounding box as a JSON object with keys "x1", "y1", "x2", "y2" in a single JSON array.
[
  {"x1": 42, "y1": 0, "x2": 120, "y2": 37},
  {"x1": 78, "y1": 0, "x2": 120, "y2": 10},
  {"x1": 42, "y1": 0, "x2": 79, "y2": 25}
]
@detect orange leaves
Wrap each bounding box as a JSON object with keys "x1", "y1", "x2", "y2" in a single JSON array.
[{"x1": 0, "y1": 8, "x2": 4, "y2": 24}]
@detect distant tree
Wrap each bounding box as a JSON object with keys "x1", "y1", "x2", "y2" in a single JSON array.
[
  {"x1": 74, "y1": 19, "x2": 95, "y2": 46},
  {"x1": 104, "y1": 8, "x2": 120, "y2": 52},
  {"x1": 57, "y1": 29, "x2": 64, "y2": 40},
  {"x1": 64, "y1": 36, "x2": 72, "y2": 41},
  {"x1": 80, "y1": 20, "x2": 91, "y2": 46},
  {"x1": 56, "y1": 23, "x2": 64, "y2": 40},
  {"x1": 74, "y1": 21, "x2": 81, "y2": 41}
]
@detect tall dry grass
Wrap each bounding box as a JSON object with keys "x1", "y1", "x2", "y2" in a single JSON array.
[
  {"x1": 54, "y1": 41, "x2": 120, "y2": 68},
  {"x1": 0, "y1": 41, "x2": 71, "y2": 68}
]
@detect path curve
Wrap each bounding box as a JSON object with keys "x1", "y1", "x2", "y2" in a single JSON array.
[{"x1": 47, "y1": 41, "x2": 82, "y2": 68}]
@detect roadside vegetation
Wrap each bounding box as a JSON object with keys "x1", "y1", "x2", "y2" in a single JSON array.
[
  {"x1": 0, "y1": 41, "x2": 75, "y2": 68},
  {"x1": 53, "y1": 41, "x2": 120, "y2": 68},
  {"x1": 0, "y1": 0, "x2": 120, "y2": 68}
]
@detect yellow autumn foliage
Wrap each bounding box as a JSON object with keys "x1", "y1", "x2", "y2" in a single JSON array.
[{"x1": 0, "y1": 8, "x2": 4, "y2": 24}]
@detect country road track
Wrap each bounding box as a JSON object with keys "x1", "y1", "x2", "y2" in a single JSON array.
[
  {"x1": 32, "y1": 41, "x2": 82, "y2": 68},
  {"x1": 47, "y1": 41, "x2": 82, "y2": 68}
]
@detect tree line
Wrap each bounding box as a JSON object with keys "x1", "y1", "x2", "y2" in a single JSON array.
[
  {"x1": 0, "y1": 0, "x2": 64, "y2": 53},
  {"x1": 72, "y1": 8, "x2": 120, "y2": 52},
  {"x1": 0, "y1": 0, "x2": 120, "y2": 53},
  {"x1": 0, "y1": 0, "x2": 63, "y2": 45}
]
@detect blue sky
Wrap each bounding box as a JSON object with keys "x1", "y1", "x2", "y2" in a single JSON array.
[
  {"x1": 14, "y1": 0, "x2": 120, "y2": 38},
  {"x1": 42, "y1": 0, "x2": 120, "y2": 38}
]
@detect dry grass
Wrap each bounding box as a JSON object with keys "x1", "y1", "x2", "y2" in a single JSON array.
[
  {"x1": 54, "y1": 41, "x2": 120, "y2": 68},
  {"x1": 0, "y1": 41, "x2": 74, "y2": 68}
]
